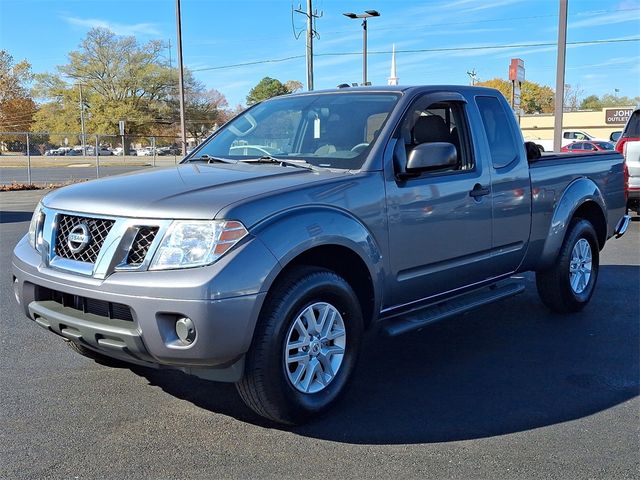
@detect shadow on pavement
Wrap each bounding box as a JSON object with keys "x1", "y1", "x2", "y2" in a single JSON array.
[
  {"x1": 131, "y1": 265, "x2": 639, "y2": 444},
  {"x1": 0, "y1": 211, "x2": 34, "y2": 224}
]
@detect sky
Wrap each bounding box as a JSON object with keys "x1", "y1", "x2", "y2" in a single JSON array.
[{"x1": 1, "y1": 0, "x2": 639, "y2": 107}]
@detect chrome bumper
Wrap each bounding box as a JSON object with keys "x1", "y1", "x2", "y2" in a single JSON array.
[{"x1": 615, "y1": 214, "x2": 631, "y2": 238}]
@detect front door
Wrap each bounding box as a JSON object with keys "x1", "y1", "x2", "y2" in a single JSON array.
[{"x1": 385, "y1": 93, "x2": 494, "y2": 307}]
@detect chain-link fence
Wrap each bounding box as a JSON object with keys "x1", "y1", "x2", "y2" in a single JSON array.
[{"x1": 0, "y1": 131, "x2": 195, "y2": 185}]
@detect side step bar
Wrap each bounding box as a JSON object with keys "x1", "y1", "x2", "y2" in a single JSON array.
[{"x1": 383, "y1": 281, "x2": 525, "y2": 336}]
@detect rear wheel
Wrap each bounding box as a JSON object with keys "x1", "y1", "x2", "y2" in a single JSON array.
[
  {"x1": 236, "y1": 266, "x2": 363, "y2": 425},
  {"x1": 536, "y1": 219, "x2": 599, "y2": 313}
]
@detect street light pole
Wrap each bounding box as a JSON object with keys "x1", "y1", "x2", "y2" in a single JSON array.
[
  {"x1": 343, "y1": 10, "x2": 380, "y2": 86},
  {"x1": 362, "y1": 17, "x2": 367, "y2": 85},
  {"x1": 176, "y1": 0, "x2": 187, "y2": 156}
]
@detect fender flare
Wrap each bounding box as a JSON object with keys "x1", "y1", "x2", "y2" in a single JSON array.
[
  {"x1": 537, "y1": 177, "x2": 607, "y2": 271},
  {"x1": 252, "y1": 205, "x2": 384, "y2": 320}
]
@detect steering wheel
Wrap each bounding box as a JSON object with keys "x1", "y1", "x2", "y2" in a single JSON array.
[{"x1": 350, "y1": 143, "x2": 370, "y2": 153}]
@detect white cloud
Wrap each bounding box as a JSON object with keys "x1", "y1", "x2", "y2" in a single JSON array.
[
  {"x1": 63, "y1": 16, "x2": 160, "y2": 36},
  {"x1": 569, "y1": 9, "x2": 640, "y2": 28}
]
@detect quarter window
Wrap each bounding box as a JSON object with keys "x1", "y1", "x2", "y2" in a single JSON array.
[{"x1": 475, "y1": 96, "x2": 519, "y2": 168}]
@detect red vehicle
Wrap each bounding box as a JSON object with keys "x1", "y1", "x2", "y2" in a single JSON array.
[{"x1": 561, "y1": 141, "x2": 616, "y2": 153}]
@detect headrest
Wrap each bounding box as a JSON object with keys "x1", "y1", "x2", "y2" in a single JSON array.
[{"x1": 413, "y1": 115, "x2": 449, "y2": 144}]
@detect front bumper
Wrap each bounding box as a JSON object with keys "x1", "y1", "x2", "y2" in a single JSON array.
[{"x1": 13, "y1": 233, "x2": 279, "y2": 381}]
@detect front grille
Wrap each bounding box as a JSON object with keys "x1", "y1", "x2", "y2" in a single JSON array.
[
  {"x1": 127, "y1": 226, "x2": 159, "y2": 265},
  {"x1": 35, "y1": 286, "x2": 134, "y2": 322},
  {"x1": 55, "y1": 214, "x2": 115, "y2": 263}
]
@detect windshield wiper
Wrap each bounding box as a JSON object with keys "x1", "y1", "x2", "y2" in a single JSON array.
[
  {"x1": 187, "y1": 154, "x2": 235, "y2": 164},
  {"x1": 240, "y1": 155, "x2": 318, "y2": 171}
]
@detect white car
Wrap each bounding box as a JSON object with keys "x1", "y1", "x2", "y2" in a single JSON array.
[{"x1": 526, "y1": 130, "x2": 609, "y2": 152}]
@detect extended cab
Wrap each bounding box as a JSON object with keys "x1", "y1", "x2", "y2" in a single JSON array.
[{"x1": 13, "y1": 86, "x2": 630, "y2": 424}]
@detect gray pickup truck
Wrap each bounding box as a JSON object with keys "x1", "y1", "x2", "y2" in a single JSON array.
[{"x1": 13, "y1": 86, "x2": 631, "y2": 424}]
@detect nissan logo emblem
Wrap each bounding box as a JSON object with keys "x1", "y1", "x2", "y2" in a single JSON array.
[{"x1": 67, "y1": 223, "x2": 91, "y2": 253}]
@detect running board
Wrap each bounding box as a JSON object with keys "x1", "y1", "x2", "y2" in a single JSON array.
[{"x1": 383, "y1": 282, "x2": 525, "y2": 337}]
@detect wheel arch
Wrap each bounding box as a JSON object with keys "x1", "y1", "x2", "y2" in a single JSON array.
[
  {"x1": 254, "y1": 207, "x2": 384, "y2": 329},
  {"x1": 537, "y1": 177, "x2": 607, "y2": 271}
]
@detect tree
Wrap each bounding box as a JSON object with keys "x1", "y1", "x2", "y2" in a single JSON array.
[
  {"x1": 185, "y1": 87, "x2": 230, "y2": 143},
  {"x1": 580, "y1": 93, "x2": 640, "y2": 110},
  {"x1": 246, "y1": 77, "x2": 302, "y2": 105},
  {"x1": 33, "y1": 28, "x2": 176, "y2": 139},
  {"x1": 563, "y1": 84, "x2": 583, "y2": 112},
  {"x1": 32, "y1": 28, "x2": 235, "y2": 149},
  {"x1": 0, "y1": 50, "x2": 36, "y2": 136},
  {"x1": 476, "y1": 78, "x2": 554, "y2": 114},
  {"x1": 284, "y1": 80, "x2": 303, "y2": 94},
  {"x1": 580, "y1": 94, "x2": 601, "y2": 110}
]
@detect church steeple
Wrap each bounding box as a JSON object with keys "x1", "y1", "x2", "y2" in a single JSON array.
[{"x1": 388, "y1": 44, "x2": 399, "y2": 86}]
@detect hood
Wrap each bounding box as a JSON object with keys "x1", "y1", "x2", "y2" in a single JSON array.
[{"x1": 42, "y1": 163, "x2": 340, "y2": 219}]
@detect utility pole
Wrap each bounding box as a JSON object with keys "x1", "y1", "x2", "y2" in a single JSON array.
[
  {"x1": 466, "y1": 69, "x2": 477, "y2": 85},
  {"x1": 176, "y1": 0, "x2": 187, "y2": 156},
  {"x1": 294, "y1": 1, "x2": 322, "y2": 91},
  {"x1": 78, "y1": 83, "x2": 86, "y2": 155},
  {"x1": 553, "y1": 0, "x2": 568, "y2": 153}
]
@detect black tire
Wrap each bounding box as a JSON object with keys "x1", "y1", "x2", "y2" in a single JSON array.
[
  {"x1": 236, "y1": 266, "x2": 364, "y2": 425},
  {"x1": 536, "y1": 218, "x2": 600, "y2": 313},
  {"x1": 66, "y1": 340, "x2": 125, "y2": 366}
]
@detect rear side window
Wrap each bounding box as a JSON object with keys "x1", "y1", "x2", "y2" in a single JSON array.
[
  {"x1": 623, "y1": 110, "x2": 640, "y2": 137},
  {"x1": 475, "y1": 96, "x2": 519, "y2": 168}
]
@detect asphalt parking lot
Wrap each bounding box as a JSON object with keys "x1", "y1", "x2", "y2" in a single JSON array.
[{"x1": 1, "y1": 189, "x2": 638, "y2": 479}]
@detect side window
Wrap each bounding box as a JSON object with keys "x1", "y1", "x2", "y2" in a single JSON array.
[
  {"x1": 475, "y1": 96, "x2": 519, "y2": 169},
  {"x1": 399, "y1": 98, "x2": 473, "y2": 172},
  {"x1": 564, "y1": 132, "x2": 573, "y2": 139}
]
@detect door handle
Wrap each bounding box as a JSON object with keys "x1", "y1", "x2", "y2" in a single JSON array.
[{"x1": 469, "y1": 183, "x2": 491, "y2": 198}]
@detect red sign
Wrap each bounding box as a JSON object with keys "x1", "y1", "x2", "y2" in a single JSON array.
[{"x1": 509, "y1": 58, "x2": 525, "y2": 82}]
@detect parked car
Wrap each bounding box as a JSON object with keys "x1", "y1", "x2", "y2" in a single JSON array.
[
  {"x1": 136, "y1": 147, "x2": 155, "y2": 156},
  {"x1": 616, "y1": 105, "x2": 640, "y2": 213},
  {"x1": 13, "y1": 85, "x2": 630, "y2": 425},
  {"x1": 85, "y1": 146, "x2": 113, "y2": 156},
  {"x1": 561, "y1": 141, "x2": 615, "y2": 153},
  {"x1": 527, "y1": 130, "x2": 609, "y2": 152},
  {"x1": 157, "y1": 146, "x2": 181, "y2": 156},
  {"x1": 229, "y1": 145, "x2": 279, "y2": 157}
]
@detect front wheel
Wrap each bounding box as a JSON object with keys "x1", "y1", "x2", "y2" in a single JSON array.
[
  {"x1": 536, "y1": 219, "x2": 599, "y2": 313},
  {"x1": 236, "y1": 266, "x2": 363, "y2": 425}
]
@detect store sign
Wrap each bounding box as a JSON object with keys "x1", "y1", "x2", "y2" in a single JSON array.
[{"x1": 605, "y1": 108, "x2": 633, "y2": 125}]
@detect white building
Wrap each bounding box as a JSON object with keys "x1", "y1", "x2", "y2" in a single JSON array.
[{"x1": 388, "y1": 44, "x2": 399, "y2": 86}]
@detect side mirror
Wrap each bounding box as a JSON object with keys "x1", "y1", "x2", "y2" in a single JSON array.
[{"x1": 406, "y1": 142, "x2": 457, "y2": 173}]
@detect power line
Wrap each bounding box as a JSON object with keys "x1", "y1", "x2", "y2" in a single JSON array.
[{"x1": 190, "y1": 37, "x2": 640, "y2": 72}]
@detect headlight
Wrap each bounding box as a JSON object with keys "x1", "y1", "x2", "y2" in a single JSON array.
[
  {"x1": 149, "y1": 220, "x2": 248, "y2": 270},
  {"x1": 28, "y1": 202, "x2": 44, "y2": 251}
]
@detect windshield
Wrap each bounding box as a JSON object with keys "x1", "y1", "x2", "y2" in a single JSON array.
[{"x1": 186, "y1": 92, "x2": 400, "y2": 170}]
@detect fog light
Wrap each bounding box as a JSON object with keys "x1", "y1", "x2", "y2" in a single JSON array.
[
  {"x1": 175, "y1": 317, "x2": 196, "y2": 343},
  {"x1": 13, "y1": 277, "x2": 20, "y2": 305}
]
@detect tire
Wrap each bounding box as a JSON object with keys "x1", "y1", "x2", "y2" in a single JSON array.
[
  {"x1": 66, "y1": 340, "x2": 125, "y2": 366},
  {"x1": 536, "y1": 218, "x2": 600, "y2": 313},
  {"x1": 236, "y1": 266, "x2": 364, "y2": 425}
]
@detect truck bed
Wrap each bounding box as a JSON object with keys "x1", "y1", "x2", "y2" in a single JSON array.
[{"x1": 523, "y1": 151, "x2": 626, "y2": 270}]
